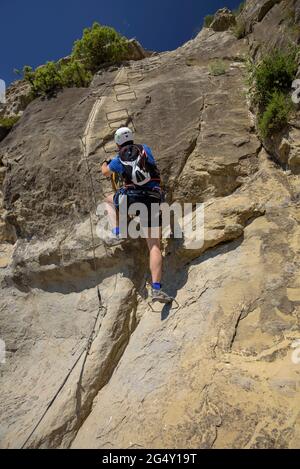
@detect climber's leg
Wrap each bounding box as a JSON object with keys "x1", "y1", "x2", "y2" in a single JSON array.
[
  {"x1": 146, "y1": 233, "x2": 173, "y2": 304},
  {"x1": 146, "y1": 236, "x2": 163, "y2": 284},
  {"x1": 104, "y1": 193, "x2": 119, "y2": 232}
]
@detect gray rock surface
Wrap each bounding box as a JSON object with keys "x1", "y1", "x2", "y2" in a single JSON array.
[
  {"x1": 0, "y1": 0, "x2": 300, "y2": 449},
  {"x1": 210, "y1": 8, "x2": 236, "y2": 32}
]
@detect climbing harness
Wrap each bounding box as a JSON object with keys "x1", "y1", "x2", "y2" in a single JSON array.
[{"x1": 111, "y1": 171, "x2": 123, "y2": 193}]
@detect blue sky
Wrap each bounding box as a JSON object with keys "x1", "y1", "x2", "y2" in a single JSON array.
[{"x1": 0, "y1": 0, "x2": 241, "y2": 85}]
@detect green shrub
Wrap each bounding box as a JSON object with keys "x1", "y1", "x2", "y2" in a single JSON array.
[
  {"x1": 23, "y1": 59, "x2": 92, "y2": 97},
  {"x1": 0, "y1": 115, "x2": 20, "y2": 129},
  {"x1": 60, "y1": 61, "x2": 92, "y2": 88},
  {"x1": 203, "y1": 15, "x2": 214, "y2": 28},
  {"x1": 258, "y1": 92, "x2": 293, "y2": 138},
  {"x1": 22, "y1": 65, "x2": 36, "y2": 86},
  {"x1": 232, "y1": 20, "x2": 246, "y2": 39},
  {"x1": 72, "y1": 22, "x2": 128, "y2": 72},
  {"x1": 250, "y1": 48, "x2": 298, "y2": 108},
  {"x1": 22, "y1": 22, "x2": 128, "y2": 97},
  {"x1": 247, "y1": 47, "x2": 299, "y2": 140},
  {"x1": 209, "y1": 59, "x2": 228, "y2": 76},
  {"x1": 31, "y1": 62, "x2": 63, "y2": 96}
]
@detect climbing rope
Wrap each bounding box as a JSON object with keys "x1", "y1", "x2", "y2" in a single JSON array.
[
  {"x1": 78, "y1": 133, "x2": 107, "y2": 360},
  {"x1": 20, "y1": 347, "x2": 85, "y2": 449}
]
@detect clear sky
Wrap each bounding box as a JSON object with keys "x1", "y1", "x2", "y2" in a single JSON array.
[{"x1": 0, "y1": 0, "x2": 242, "y2": 85}]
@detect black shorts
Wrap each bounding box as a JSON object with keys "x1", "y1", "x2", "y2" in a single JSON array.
[{"x1": 114, "y1": 188, "x2": 163, "y2": 228}]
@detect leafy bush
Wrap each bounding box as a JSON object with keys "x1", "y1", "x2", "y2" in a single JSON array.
[
  {"x1": 22, "y1": 65, "x2": 36, "y2": 86},
  {"x1": 203, "y1": 15, "x2": 214, "y2": 28},
  {"x1": 0, "y1": 115, "x2": 20, "y2": 129},
  {"x1": 250, "y1": 48, "x2": 298, "y2": 108},
  {"x1": 258, "y1": 92, "x2": 292, "y2": 138},
  {"x1": 72, "y1": 22, "x2": 128, "y2": 72},
  {"x1": 60, "y1": 61, "x2": 92, "y2": 88},
  {"x1": 247, "y1": 48, "x2": 298, "y2": 138},
  {"x1": 23, "y1": 60, "x2": 92, "y2": 97},
  {"x1": 31, "y1": 62, "x2": 62, "y2": 96},
  {"x1": 22, "y1": 22, "x2": 128, "y2": 97},
  {"x1": 209, "y1": 59, "x2": 228, "y2": 76}
]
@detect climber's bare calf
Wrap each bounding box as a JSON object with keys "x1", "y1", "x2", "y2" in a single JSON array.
[
  {"x1": 145, "y1": 236, "x2": 163, "y2": 284},
  {"x1": 104, "y1": 193, "x2": 119, "y2": 231}
]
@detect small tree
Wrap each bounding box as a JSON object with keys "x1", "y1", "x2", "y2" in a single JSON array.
[
  {"x1": 72, "y1": 22, "x2": 128, "y2": 72},
  {"x1": 22, "y1": 65, "x2": 36, "y2": 86},
  {"x1": 60, "y1": 61, "x2": 92, "y2": 88},
  {"x1": 23, "y1": 60, "x2": 92, "y2": 97},
  {"x1": 21, "y1": 22, "x2": 129, "y2": 98},
  {"x1": 30, "y1": 62, "x2": 63, "y2": 96}
]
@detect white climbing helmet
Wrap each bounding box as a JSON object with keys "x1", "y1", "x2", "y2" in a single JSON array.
[{"x1": 114, "y1": 127, "x2": 134, "y2": 146}]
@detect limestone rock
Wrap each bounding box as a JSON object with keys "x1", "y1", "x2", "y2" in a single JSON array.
[
  {"x1": 3, "y1": 80, "x2": 32, "y2": 117},
  {"x1": 72, "y1": 154, "x2": 300, "y2": 449},
  {"x1": 278, "y1": 138, "x2": 291, "y2": 164},
  {"x1": 240, "y1": 0, "x2": 282, "y2": 35},
  {"x1": 1, "y1": 0, "x2": 300, "y2": 451},
  {"x1": 242, "y1": 0, "x2": 300, "y2": 56},
  {"x1": 126, "y1": 39, "x2": 152, "y2": 60},
  {"x1": 0, "y1": 127, "x2": 10, "y2": 142},
  {"x1": 210, "y1": 8, "x2": 236, "y2": 32}
]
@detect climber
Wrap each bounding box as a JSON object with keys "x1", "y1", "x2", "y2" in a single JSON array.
[{"x1": 101, "y1": 127, "x2": 172, "y2": 304}]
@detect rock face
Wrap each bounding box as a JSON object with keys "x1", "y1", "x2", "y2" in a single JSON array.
[
  {"x1": 240, "y1": 0, "x2": 300, "y2": 56},
  {"x1": 126, "y1": 39, "x2": 153, "y2": 61},
  {"x1": 0, "y1": 80, "x2": 32, "y2": 143},
  {"x1": 0, "y1": 80, "x2": 32, "y2": 118},
  {"x1": 210, "y1": 8, "x2": 236, "y2": 31},
  {"x1": 239, "y1": 0, "x2": 300, "y2": 175},
  {"x1": 0, "y1": 0, "x2": 300, "y2": 449}
]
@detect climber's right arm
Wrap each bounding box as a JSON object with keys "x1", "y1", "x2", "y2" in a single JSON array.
[
  {"x1": 101, "y1": 156, "x2": 124, "y2": 178},
  {"x1": 101, "y1": 161, "x2": 112, "y2": 177}
]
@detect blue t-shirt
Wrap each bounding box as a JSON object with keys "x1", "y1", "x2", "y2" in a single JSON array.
[{"x1": 108, "y1": 144, "x2": 160, "y2": 189}]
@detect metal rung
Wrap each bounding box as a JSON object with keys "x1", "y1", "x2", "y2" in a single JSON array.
[
  {"x1": 127, "y1": 72, "x2": 143, "y2": 80},
  {"x1": 106, "y1": 109, "x2": 129, "y2": 122},
  {"x1": 108, "y1": 120, "x2": 136, "y2": 131},
  {"x1": 109, "y1": 120, "x2": 127, "y2": 130},
  {"x1": 116, "y1": 90, "x2": 137, "y2": 102},
  {"x1": 114, "y1": 83, "x2": 131, "y2": 93}
]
